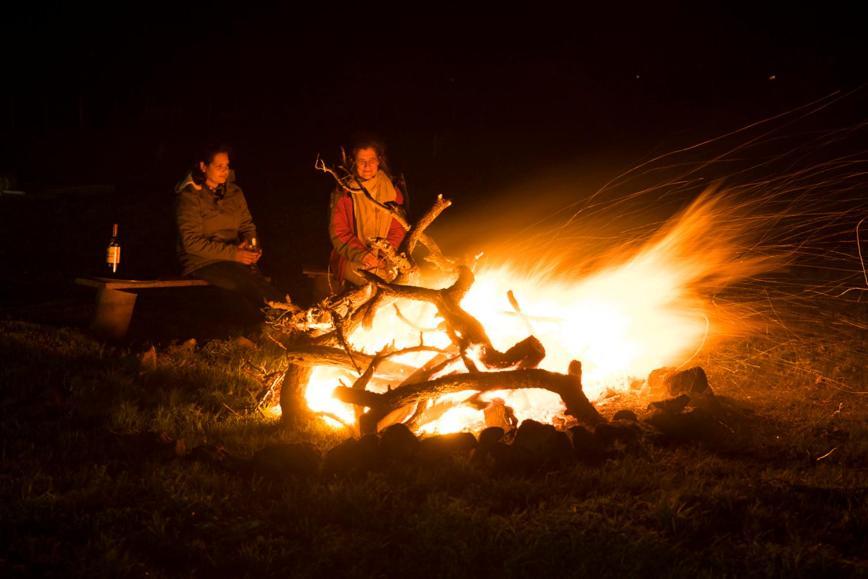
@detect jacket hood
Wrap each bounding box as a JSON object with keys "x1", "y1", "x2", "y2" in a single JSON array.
[
  {"x1": 174, "y1": 170, "x2": 238, "y2": 194},
  {"x1": 174, "y1": 172, "x2": 198, "y2": 194}
]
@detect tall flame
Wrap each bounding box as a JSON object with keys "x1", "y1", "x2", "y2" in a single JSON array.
[{"x1": 302, "y1": 191, "x2": 772, "y2": 433}]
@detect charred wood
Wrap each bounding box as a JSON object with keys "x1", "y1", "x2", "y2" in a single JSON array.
[
  {"x1": 279, "y1": 364, "x2": 313, "y2": 426},
  {"x1": 361, "y1": 267, "x2": 546, "y2": 371},
  {"x1": 334, "y1": 363, "x2": 603, "y2": 435}
]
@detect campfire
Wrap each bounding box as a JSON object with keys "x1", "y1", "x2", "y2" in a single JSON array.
[{"x1": 265, "y1": 162, "x2": 769, "y2": 437}]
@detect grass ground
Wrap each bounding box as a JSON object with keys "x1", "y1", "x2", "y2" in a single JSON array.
[{"x1": 0, "y1": 319, "x2": 865, "y2": 578}]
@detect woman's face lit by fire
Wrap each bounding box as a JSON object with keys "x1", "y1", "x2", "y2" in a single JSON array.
[
  {"x1": 354, "y1": 147, "x2": 380, "y2": 181},
  {"x1": 200, "y1": 152, "x2": 230, "y2": 188}
]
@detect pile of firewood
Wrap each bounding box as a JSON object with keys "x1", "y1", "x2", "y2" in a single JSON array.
[{"x1": 264, "y1": 160, "x2": 603, "y2": 435}]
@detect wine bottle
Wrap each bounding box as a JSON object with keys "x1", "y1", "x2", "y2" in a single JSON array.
[{"x1": 106, "y1": 223, "x2": 121, "y2": 273}]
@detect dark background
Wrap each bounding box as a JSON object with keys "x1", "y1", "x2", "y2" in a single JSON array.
[{"x1": 1, "y1": 2, "x2": 866, "y2": 309}]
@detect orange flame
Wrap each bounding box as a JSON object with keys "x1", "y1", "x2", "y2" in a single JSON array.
[{"x1": 299, "y1": 190, "x2": 772, "y2": 433}]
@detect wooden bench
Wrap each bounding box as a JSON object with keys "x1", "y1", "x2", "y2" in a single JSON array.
[{"x1": 75, "y1": 277, "x2": 211, "y2": 339}]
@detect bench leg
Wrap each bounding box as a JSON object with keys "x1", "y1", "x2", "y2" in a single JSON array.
[{"x1": 91, "y1": 288, "x2": 137, "y2": 339}]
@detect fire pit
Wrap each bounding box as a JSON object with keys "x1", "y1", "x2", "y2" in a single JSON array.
[{"x1": 263, "y1": 167, "x2": 768, "y2": 439}]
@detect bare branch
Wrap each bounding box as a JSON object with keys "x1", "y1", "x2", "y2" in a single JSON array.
[
  {"x1": 360, "y1": 267, "x2": 545, "y2": 371},
  {"x1": 315, "y1": 155, "x2": 411, "y2": 230},
  {"x1": 419, "y1": 234, "x2": 456, "y2": 271},
  {"x1": 257, "y1": 371, "x2": 286, "y2": 410},
  {"x1": 397, "y1": 353, "x2": 460, "y2": 388},
  {"x1": 265, "y1": 332, "x2": 288, "y2": 350},
  {"x1": 314, "y1": 411, "x2": 353, "y2": 431},
  {"x1": 314, "y1": 155, "x2": 352, "y2": 193},
  {"x1": 334, "y1": 362, "x2": 603, "y2": 434},
  {"x1": 280, "y1": 345, "x2": 413, "y2": 378},
  {"x1": 400, "y1": 194, "x2": 453, "y2": 257},
  {"x1": 327, "y1": 307, "x2": 361, "y2": 375},
  {"x1": 393, "y1": 303, "x2": 439, "y2": 333}
]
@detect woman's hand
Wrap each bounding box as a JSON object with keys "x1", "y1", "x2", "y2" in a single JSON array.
[
  {"x1": 235, "y1": 246, "x2": 261, "y2": 265},
  {"x1": 361, "y1": 252, "x2": 383, "y2": 269}
]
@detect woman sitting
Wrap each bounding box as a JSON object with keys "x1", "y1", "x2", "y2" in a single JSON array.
[
  {"x1": 175, "y1": 144, "x2": 287, "y2": 308},
  {"x1": 329, "y1": 137, "x2": 406, "y2": 288}
]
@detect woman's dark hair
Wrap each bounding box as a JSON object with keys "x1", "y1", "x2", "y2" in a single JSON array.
[
  {"x1": 191, "y1": 143, "x2": 232, "y2": 185},
  {"x1": 349, "y1": 135, "x2": 390, "y2": 175}
]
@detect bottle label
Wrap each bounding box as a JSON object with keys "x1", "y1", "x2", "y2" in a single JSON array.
[{"x1": 107, "y1": 246, "x2": 121, "y2": 265}]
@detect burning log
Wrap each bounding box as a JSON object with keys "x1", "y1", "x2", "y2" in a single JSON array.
[
  {"x1": 265, "y1": 186, "x2": 607, "y2": 438},
  {"x1": 398, "y1": 194, "x2": 454, "y2": 267},
  {"x1": 360, "y1": 267, "x2": 546, "y2": 371},
  {"x1": 354, "y1": 194, "x2": 455, "y2": 328},
  {"x1": 265, "y1": 189, "x2": 466, "y2": 431},
  {"x1": 279, "y1": 364, "x2": 313, "y2": 425},
  {"x1": 397, "y1": 353, "x2": 459, "y2": 387},
  {"x1": 334, "y1": 362, "x2": 603, "y2": 435}
]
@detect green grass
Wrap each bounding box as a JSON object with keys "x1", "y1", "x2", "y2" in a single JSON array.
[{"x1": 0, "y1": 320, "x2": 865, "y2": 577}]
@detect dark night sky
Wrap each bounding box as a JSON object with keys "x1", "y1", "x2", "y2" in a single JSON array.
[
  {"x1": 4, "y1": 3, "x2": 865, "y2": 182},
  {"x1": 1, "y1": 2, "x2": 866, "y2": 294}
]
